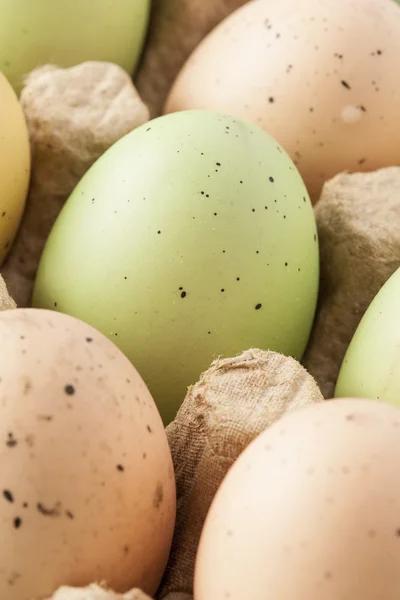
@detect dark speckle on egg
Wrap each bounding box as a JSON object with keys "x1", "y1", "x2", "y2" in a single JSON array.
[
  {"x1": 6, "y1": 432, "x2": 17, "y2": 448},
  {"x1": 64, "y1": 384, "x2": 75, "y2": 395},
  {"x1": 153, "y1": 482, "x2": 164, "y2": 509},
  {"x1": 37, "y1": 502, "x2": 62, "y2": 517},
  {"x1": 3, "y1": 490, "x2": 14, "y2": 503}
]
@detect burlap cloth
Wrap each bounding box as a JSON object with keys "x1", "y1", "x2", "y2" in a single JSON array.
[{"x1": 303, "y1": 167, "x2": 400, "y2": 397}]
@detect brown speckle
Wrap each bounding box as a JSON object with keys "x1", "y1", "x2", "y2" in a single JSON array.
[
  {"x1": 6, "y1": 432, "x2": 17, "y2": 448},
  {"x1": 3, "y1": 489, "x2": 14, "y2": 503},
  {"x1": 153, "y1": 482, "x2": 164, "y2": 509},
  {"x1": 37, "y1": 414, "x2": 53, "y2": 422},
  {"x1": 37, "y1": 502, "x2": 62, "y2": 517},
  {"x1": 117, "y1": 464, "x2": 125, "y2": 472},
  {"x1": 13, "y1": 517, "x2": 22, "y2": 529},
  {"x1": 64, "y1": 384, "x2": 75, "y2": 395},
  {"x1": 23, "y1": 377, "x2": 32, "y2": 395},
  {"x1": 7, "y1": 571, "x2": 21, "y2": 586}
]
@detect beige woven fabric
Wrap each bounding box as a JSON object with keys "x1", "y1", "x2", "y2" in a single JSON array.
[
  {"x1": 159, "y1": 348, "x2": 324, "y2": 598},
  {"x1": 303, "y1": 167, "x2": 400, "y2": 398}
]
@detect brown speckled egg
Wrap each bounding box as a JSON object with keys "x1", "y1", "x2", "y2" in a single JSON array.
[
  {"x1": 195, "y1": 398, "x2": 400, "y2": 600},
  {"x1": 0, "y1": 309, "x2": 176, "y2": 600},
  {"x1": 165, "y1": 0, "x2": 400, "y2": 202}
]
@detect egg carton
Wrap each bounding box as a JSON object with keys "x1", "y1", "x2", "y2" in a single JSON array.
[{"x1": 1, "y1": 0, "x2": 400, "y2": 599}]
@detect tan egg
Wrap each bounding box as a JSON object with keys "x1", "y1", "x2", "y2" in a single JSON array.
[
  {"x1": 165, "y1": 0, "x2": 400, "y2": 202},
  {"x1": 0, "y1": 73, "x2": 30, "y2": 264},
  {"x1": 0, "y1": 309, "x2": 176, "y2": 600},
  {"x1": 195, "y1": 398, "x2": 400, "y2": 600}
]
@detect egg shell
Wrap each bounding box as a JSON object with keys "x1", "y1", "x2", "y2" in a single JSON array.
[
  {"x1": 165, "y1": 0, "x2": 400, "y2": 202},
  {"x1": 335, "y1": 266, "x2": 400, "y2": 404},
  {"x1": 195, "y1": 398, "x2": 400, "y2": 600},
  {"x1": 0, "y1": 0, "x2": 150, "y2": 94},
  {"x1": 0, "y1": 308, "x2": 176, "y2": 600},
  {"x1": 32, "y1": 109, "x2": 319, "y2": 425},
  {"x1": 0, "y1": 72, "x2": 30, "y2": 265}
]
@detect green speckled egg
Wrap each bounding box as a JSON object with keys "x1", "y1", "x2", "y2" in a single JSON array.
[
  {"x1": 335, "y1": 267, "x2": 400, "y2": 405},
  {"x1": 0, "y1": 0, "x2": 150, "y2": 94},
  {"x1": 33, "y1": 110, "x2": 319, "y2": 424}
]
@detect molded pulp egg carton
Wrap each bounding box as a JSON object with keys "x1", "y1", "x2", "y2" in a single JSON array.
[{"x1": 1, "y1": 1, "x2": 400, "y2": 599}]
